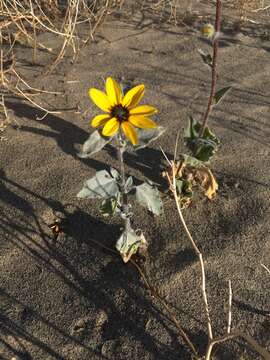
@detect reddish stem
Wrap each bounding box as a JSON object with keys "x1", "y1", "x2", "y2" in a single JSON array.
[{"x1": 199, "y1": 0, "x2": 222, "y2": 138}]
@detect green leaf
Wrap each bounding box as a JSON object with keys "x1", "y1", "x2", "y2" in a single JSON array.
[
  {"x1": 198, "y1": 48, "x2": 213, "y2": 68},
  {"x1": 184, "y1": 116, "x2": 200, "y2": 140},
  {"x1": 184, "y1": 118, "x2": 220, "y2": 162},
  {"x1": 135, "y1": 182, "x2": 163, "y2": 216},
  {"x1": 176, "y1": 179, "x2": 193, "y2": 197},
  {"x1": 78, "y1": 130, "x2": 111, "y2": 158},
  {"x1": 116, "y1": 228, "x2": 147, "y2": 263},
  {"x1": 202, "y1": 125, "x2": 220, "y2": 143},
  {"x1": 77, "y1": 170, "x2": 119, "y2": 199},
  {"x1": 193, "y1": 139, "x2": 219, "y2": 162},
  {"x1": 131, "y1": 126, "x2": 166, "y2": 150},
  {"x1": 213, "y1": 86, "x2": 232, "y2": 105},
  {"x1": 180, "y1": 154, "x2": 203, "y2": 167},
  {"x1": 100, "y1": 197, "x2": 118, "y2": 217}
]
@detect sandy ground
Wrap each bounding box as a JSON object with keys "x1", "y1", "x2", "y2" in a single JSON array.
[{"x1": 1, "y1": 1, "x2": 270, "y2": 359}]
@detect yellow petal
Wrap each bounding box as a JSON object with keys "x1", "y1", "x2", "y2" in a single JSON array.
[
  {"x1": 106, "y1": 77, "x2": 122, "y2": 106},
  {"x1": 129, "y1": 115, "x2": 157, "y2": 129},
  {"x1": 102, "y1": 117, "x2": 119, "y2": 137},
  {"x1": 121, "y1": 122, "x2": 138, "y2": 145},
  {"x1": 91, "y1": 114, "x2": 111, "y2": 128},
  {"x1": 129, "y1": 105, "x2": 158, "y2": 116},
  {"x1": 122, "y1": 84, "x2": 145, "y2": 109},
  {"x1": 89, "y1": 88, "x2": 111, "y2": 112}
]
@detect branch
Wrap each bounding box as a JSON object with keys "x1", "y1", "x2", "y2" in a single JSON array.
[
  {"x1": 163, "y1": 153, "x2": 213, "y2": 341},
  {"x1": 227, "y1": 280, "x2": 232, "y2": 334},
  {"x1": 205, "y1": 330, "x2": 270, "y2": 360},
  {"x1": 199, "y1": 0, "x2": 222, "y2": 138}
]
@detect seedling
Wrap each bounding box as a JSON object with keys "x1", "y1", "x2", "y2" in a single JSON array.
[{"x1": 164, "y1": 0, "x2": 232, "y2": 207}]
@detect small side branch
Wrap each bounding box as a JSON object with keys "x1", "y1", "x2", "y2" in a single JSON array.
[{"x1": 205, "y1": 330, "x2": 270, "y2": 360}]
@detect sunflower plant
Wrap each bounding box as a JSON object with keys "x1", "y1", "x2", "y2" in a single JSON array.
[
  {"x1": 77, "y1": 77, "x2": 165, "y2": 262},
  {"x1": 164, "y1": 15, "x2": 232, "y2": 208}
]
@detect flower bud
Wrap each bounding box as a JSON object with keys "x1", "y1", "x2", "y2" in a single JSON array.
[{"x1": 201, "y1": 23, "x2": 215, "y2": 38}]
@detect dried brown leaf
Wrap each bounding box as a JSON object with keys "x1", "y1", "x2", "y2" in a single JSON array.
[{"x1": 194, "y1": 167, "x2": 218, "y2": 200}]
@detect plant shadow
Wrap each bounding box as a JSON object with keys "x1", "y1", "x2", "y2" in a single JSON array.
[{"x1": 0, "y1": 171, "x2": 196, "y2": 359}]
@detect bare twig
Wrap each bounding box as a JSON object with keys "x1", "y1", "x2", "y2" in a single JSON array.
[
  {"x1": 227, "y1": 280, "x2": 232, "y2": 334},
  {"x1": 162, "y1": 136, "x2": 270, "y2": 359},
  {"x1": 205, "y1": 330, "x2": 270, "y2": 360},
  {"x1": 162, "y1": 147, "x2": 213, "y2": 341},
  {"x1": 261, "y1": 263, "x2": 270, "y2": 275}
]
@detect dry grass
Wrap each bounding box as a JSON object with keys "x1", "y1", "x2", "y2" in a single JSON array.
[
  {"x1": 0, "y1": 0, "x2": 121, "y2": 119},
  {"x1": 227, "y1": 0, "x2": 270, "y2": 21},
  {"x1": 0, "y1": 0, "x2": 269, "y2": 120}
]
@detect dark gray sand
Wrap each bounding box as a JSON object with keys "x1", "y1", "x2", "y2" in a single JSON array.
[{"x1": 1, "y1": 2, "x2": 270, "y2": 359}]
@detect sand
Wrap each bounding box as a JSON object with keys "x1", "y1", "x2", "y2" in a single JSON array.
[{"x1": 1, "y1": 1, "x2": 270, "y2": 359}]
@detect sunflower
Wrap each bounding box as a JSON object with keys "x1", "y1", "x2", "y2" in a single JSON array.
[{"x1": 89, "y1": 77, "x2": 158, "y2": 145}]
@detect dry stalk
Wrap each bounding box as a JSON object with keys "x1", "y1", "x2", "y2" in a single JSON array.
[
  {"x1": 162, "y1": 137, "x2": 270, "y2": 359},
  {"x1": 1, "y1": 0, "x2": 121, "y2": 114},
  {"x1": 205, "y1": 329, "x2": 270, "y2": 360},
  {"x1": 0, "y1": 94, "x2": 9, "y2": 127},
  {"x1": 0, "y1": 47, "x2": 62, "y2": 117},
  {"x1": 1, "y1": 0, "x2": 118, "y2": 75},
  {"x1": 162, "y1": 149, "x2": 213, "y2": 341},
  {"x1": 261, "y1": 263, "x2": 270, "y2": 275},
  {"x1": 227, "y1": 280, "x2": 232, "y2": 334}
]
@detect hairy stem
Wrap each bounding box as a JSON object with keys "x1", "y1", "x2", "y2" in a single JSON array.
[
  {"x1": 199, "y1": 0, "x2": 222, "y2": 138},
  {"x1": 117, "y1": 132, "x2": 130, "y2": 232}
]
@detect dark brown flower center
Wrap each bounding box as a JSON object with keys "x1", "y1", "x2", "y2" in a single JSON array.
[{"x1": 111, "y1": 105, "x2": 129, "y2": 123}]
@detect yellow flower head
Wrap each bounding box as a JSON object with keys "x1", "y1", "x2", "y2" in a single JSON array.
[
  {"x1": 89, "y1": 77, "x2": 158, "y2": 145},
  {"x1": 201, "y1": 23, "x2": 215, "y2": 38}
]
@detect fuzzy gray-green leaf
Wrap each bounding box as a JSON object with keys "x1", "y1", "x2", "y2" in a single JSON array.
[
  {"x1": 125, "y1": 176, "x2": 133, "y2": 193},
  {"x1": 135, "y1": 182, "x2": 163, "y2": 216},
  {"x1": 116, "y1": 229, "x2": 142, "y2": 263},
  {"x1": 110, "y1": 167, "x2": 120, "y2": 181},
  {"x1": 132, "y1": 126, "x2": 166, "y2": 150},
  {"x1": 77, "y1": 170, "x2": 119, "y2": 199},
  {"x1": 78, "y1": 130, "x2": 111, "y2": 158}
]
